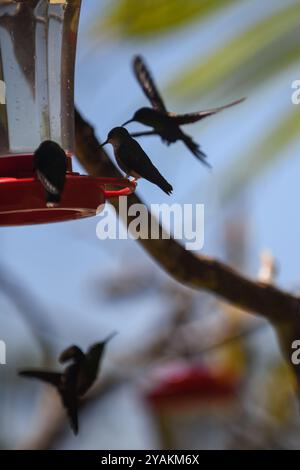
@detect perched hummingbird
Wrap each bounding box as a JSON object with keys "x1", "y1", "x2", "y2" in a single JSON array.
[
  {"x1": 33, "y1": 140, "x2": 67, "y2": 207},
  {"x1": 122, "y1": 55, "x2": 245, "y2": 166},
  {"x1": 101, "y1": 127, "x2": 173, "y2": 195},
  {"x1": 19, "y1": 334, "x2": 116, "y2": 435}
]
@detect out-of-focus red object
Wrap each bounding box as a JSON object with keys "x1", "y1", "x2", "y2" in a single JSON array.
[
  {"x1": 144, "y1": 362, "x2": 239, "y2": 410},
  {"x1": 143, "y1": 362, "x2": 240, "y2": 448},
  {"x1": 0, "y1": 154, "x2": 135, "y2": 226}
]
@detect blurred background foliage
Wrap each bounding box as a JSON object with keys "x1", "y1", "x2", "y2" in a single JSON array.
[
  {"x1": 0, "y1": 0, "x2": 300, "y2": 450},
  {"x1": 90, "y1": 0, "x2": 238, "y2": 38}
]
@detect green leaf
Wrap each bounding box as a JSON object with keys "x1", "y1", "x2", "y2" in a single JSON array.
[
  {"x1": 168, "y1": 3, "x2": 300, "y2": 101},
  {"x1": 90, "y1": 0, "x2": 238, "y2": 40}
]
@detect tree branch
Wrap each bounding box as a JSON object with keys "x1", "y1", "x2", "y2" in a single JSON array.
[
  {"x1": 74, "y1": 107, "x2": 300, "y2": 398},
  {"x1": 74, "y1": 109, "x2": 300, "y2": 324}
]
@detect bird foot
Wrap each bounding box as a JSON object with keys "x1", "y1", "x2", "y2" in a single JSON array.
[
  {"x1": 126, "y1": 175, "x2": 139, "y2": 184},
  {"x1": 46, "y1": 202, "x2": 59, "y2": 208}
]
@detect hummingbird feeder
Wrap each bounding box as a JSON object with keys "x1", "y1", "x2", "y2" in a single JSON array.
[
  {"x1": 0, "y1": 0, "x2": 134, "y2": 226},
  {"x1": 143, "y1": 362, "x2": 240, "y2": 449},
  {"x1": 144, "y1": 362, "x2": 238, "y2": 410}
]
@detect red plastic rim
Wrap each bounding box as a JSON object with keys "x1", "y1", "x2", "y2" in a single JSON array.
[
  {"x1": 143, "y1": 363, "x2": 238, "y2": 410},
  {"x1": 0, "y1": 174, "x2": 136, "y2": 227}
]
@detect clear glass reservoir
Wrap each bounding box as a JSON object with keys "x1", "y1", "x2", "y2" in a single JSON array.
[{"x1": 0, "y1": 0, "x2": 81, "y2": 157}]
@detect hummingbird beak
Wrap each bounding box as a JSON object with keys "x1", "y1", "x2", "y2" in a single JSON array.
[
  {"x1": 100, "y1": 140, "x2": 109, "y2": 147},
  {"x1": 103, "y1": 331, "x2": 118, "y2": 344},
  {"x1": 122, "y1": 119, "x2": 134, "y2": 127}
]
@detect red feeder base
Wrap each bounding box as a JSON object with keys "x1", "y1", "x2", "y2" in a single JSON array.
[{"x1": 0, "y1": 155, "x2": 135, "y2": 227}]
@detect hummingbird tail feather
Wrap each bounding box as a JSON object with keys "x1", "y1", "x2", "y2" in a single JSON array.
[
  {"x1": 156, "y1": 176, "x2": 173, "y2": 195},
  {"x1": 20, "y1": 369, "x2": 79, "y2": 435},
  {"x1": 59, "y1": 389, "x2": 79, "y2": 435},
  {"x1": 182, "y1": 135, "x2": 211, "y2": 168},
  {"x1": 63, "y1": 396, "x2": 79, "y2": 435},
  {"x1": 70, "y1": 414, "x2": 79, "y2": 435}
]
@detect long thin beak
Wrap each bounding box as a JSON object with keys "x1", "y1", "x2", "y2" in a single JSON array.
[
  {"x1": 122, "y1": 119, "x2": 133, "y2": 126},
  {"x1": 100, "y1": 140, "x2": 108, "y2": 147},
  {"x1": 103, "y1": 331, "x2": 118, "y2": 345}
]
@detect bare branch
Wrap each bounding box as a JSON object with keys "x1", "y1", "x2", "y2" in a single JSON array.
[{"x1": 74, "y1": 109, "x2": 300, "y2": 325}]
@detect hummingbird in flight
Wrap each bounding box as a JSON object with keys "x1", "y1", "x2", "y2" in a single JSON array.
[
  {"x1": 101, "y1": 127, "x2": 173, "y2": 195},
  {"x1": 19, "y1": 334, "x2": 116, "y2": 435},
  {"x1": 33, "y1": 140, "x2": 67, "y2": 207},
  {"x1": 122, "y1": 55, "x2": 245, "y2": 166}
]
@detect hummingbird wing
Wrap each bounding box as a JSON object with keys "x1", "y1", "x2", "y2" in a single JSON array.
[
  {"x1": 118, "y1": 139, "x2": 173, "y2": 195},
  {"x1": 19, "y1": 370, "x2": 62, "y2": 387},
  {"x1": 59, "y1": 345, "x2": 85, "y2": 364},
  {"x1": 168, "y1": 98, "x2": 246, "y2": 125},
  {"x1": 181, "y1": 133, "x2": 211, "y2": 167},
  {"x1": 133, "y1": 55, "x2": 167, "y2": 112}
]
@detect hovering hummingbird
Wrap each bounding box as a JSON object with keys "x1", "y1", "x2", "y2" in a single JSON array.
[
  {"x1": 19, "y1": 333, "x2": 116, "y2": 435},
  {"x1": 122, "y1": 55, "x2": 245, "y2": 166},
  {"x1": 33, "y1": 140, "x2": 67, "y2": 207},
  {"x1": 101, "y1": 127, "x2": 173, "y2": 195}
]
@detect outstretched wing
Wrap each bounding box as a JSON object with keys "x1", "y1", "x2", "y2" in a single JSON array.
[
  {"x1": 133, "y1": 55, "x2": 167, "y2": 112},
  {"x1": 169, "y1": 98, "x2": 246, "y2": 125},
  {"x1": 59, "y1": 345, "x2": 85, "y2": 364},
  {"x1": 19, "y1": 370, "x2": 61, "y2": 387}
]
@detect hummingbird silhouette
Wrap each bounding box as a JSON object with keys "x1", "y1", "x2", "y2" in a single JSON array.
[
  {"x1": 122, "y1": 55, "x2": 245, "y2": 166},
  {"x1": 19, "y1": 334, "x2": 116, "y2": 435},
  {"x1": 33, "y1": 140, "x2": 67, "y2": 207},
  {"x1": 101, "y1": 127, "x2": 173, "y2": 195}
]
